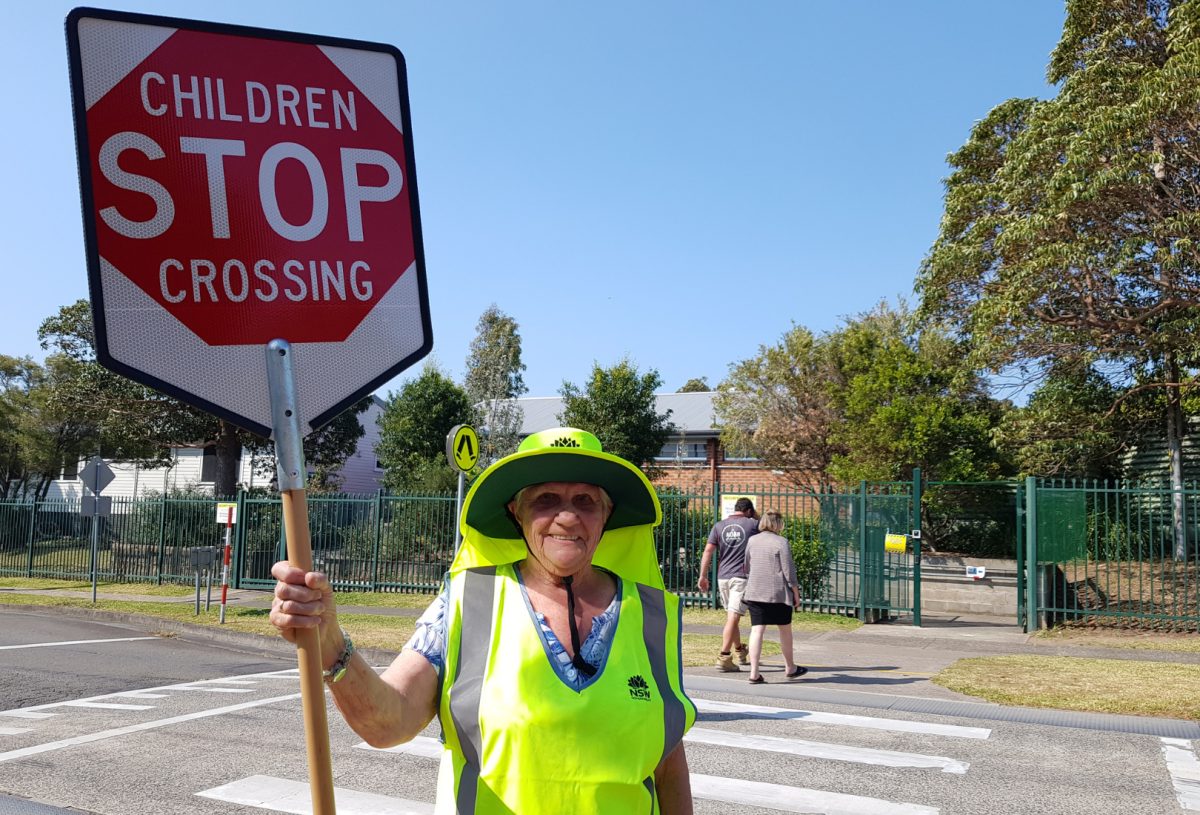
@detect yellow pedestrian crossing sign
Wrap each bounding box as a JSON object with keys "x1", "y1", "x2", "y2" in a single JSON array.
[{"x1": 446, "y1": 424, "x2": 480, "y2": 473}]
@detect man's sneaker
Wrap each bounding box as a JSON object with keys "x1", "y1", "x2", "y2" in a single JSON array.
[
  {"x1": 716, "y1": 652, "x2": 740, "y2": 672},
  {"x1": 736, "y1": 644, "x2": 750, "y2": 665}
]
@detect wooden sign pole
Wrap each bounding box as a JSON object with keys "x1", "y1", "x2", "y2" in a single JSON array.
[{"x1": 268, "y1": 339, "x2": 336, "y2": 815}]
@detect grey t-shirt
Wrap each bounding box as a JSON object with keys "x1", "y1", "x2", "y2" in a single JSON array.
[{"x1": 707, "y1": 514, "x2": 758, "y2": 579}]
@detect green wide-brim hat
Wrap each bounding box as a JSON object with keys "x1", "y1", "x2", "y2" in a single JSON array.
[
  {"x1": 462, "y1": 427, "x2": 661, "y2": 539},
  {"x1": 453, "y1": 428, "x2": 665, "y2": 588}
]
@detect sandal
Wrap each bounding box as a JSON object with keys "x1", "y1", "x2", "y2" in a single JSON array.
[
  {"x1": 786, "y1": 666, "x2": 808, "y2": 679},
  {"x1": 748, "y1": 675, "x2": 765, "y2": 684}
]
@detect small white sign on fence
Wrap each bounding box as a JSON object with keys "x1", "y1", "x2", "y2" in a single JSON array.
[{"x1": 215, "y1": 502, "x2": 238, "y2": 525}]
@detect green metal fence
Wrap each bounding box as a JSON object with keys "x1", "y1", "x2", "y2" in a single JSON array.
[
  {"x1": 1024, "y1": 478, "x2": 1200, "y2": 632},
  {"x1": 0, "y1": 477, "x2": 924, "y2": 622}
]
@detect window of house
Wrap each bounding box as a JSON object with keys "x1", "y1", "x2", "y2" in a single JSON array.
[
  {"x1": 375, "y1": 457, "x2": 385, "y2": 472},
  {"x1": 61, "y1": 456, "x2": 79, "y2": 480},
  {"x1": 655, "y1": 441, "x2": 707, "y2": 461},
  {"x1": 200, "y1": 446, "x2": 217, "y2": 482},
  {"x1": 722, "y1": 443, "x2": 761, "y2": 462}
]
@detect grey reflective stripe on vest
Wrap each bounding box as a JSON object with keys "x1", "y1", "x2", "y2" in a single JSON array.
[
  {"x1": 637, "y1": 584, "x2": 685, "y2": 765},
  {"x1": 448, "y1": 567, "x2": 497, "y2": 814}
]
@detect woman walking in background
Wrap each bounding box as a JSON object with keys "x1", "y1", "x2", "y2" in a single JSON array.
[{"x1": 742, "y1": 509, "x2": 807, "y2": 683}]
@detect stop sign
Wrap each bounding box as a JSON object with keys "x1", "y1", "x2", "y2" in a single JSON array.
[{"x1": 66, "y1": 8, "x2": 431, "y2": 436}]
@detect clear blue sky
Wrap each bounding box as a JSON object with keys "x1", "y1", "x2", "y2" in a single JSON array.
[{"x1": 3, "y1": 2, "x2": 1065, "y2": 401}]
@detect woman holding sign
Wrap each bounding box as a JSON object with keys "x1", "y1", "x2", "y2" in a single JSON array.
[{"x1": 269, "y1": 428, "x2": 695, "y2": 813}]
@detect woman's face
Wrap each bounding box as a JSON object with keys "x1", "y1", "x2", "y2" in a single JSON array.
[{"x1": 508, "y1": 482, "x2": 611, "y2": 578}]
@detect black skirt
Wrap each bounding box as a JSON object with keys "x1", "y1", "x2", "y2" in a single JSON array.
[{"x1": 745, "y1": 600, "x2": 793, "y2": 626}]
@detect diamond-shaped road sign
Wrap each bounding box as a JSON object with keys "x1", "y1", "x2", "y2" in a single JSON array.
[
  {"x1": 66, "y1": 8, "x2": 431, "y2": 436},
  {"x1": 78, "y1": 456, "x2": 115, "y2": 495}
]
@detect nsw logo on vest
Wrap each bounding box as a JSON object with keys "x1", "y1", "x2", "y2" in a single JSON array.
[{"x1": 627, "y1": 675, "x2": 652, "y2": 701}]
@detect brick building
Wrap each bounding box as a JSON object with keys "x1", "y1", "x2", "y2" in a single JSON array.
[{"x1": 515, "y1": 392, "x2": 796, "y2": 493}]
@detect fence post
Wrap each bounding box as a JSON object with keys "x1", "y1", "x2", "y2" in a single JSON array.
[
  {"x1": 911, "y1": 467, "x2": 922, "y2": 628},
  {"x1": 858, "y1": 480, "x2": 868, "y2": 621},
  {"x1": 1015, "y1": 481, "x2": 1025, "y2": 629},
  {"x1": 232, "y1": 489, "x2": 247, "y2": 589},
  {"x1": 25, "y1": 500, "x2": 37, "y2": 577},
  {"x1": 155, "y1": 490, "x2": 168, "y2": 585},
  {"x1": 371, "y1": 489, "x2": 384, "y2": 591},
  {"x1": 709, "y1": 479, "x2": 721, "y2": 609},
  {"x1": 1024, "y1": 476, "x2": 1038, "y2": 632}
]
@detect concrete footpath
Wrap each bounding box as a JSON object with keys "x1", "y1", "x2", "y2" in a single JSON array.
[{"x1": 5, "y1": 585, "x2": 1200, "y2": 737}]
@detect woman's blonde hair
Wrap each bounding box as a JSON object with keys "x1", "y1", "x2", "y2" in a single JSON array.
[{"x1": 758, "y1": 509, "x2": 784, "y2": 535}]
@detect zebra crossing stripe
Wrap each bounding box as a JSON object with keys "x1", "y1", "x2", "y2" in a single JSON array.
[
  {"x1": 1161, "y1": 737, "x2": 1200, "y2": 811},
  {"x1": 691, "y1": 773, "x2": 938, "y2": 814},
  {"x1": 197, "y1": 775, "x2": 433, "y2": 814},
  {"x1": 685, "y1": 727, "x2": 968, "y2": 773},
  {"x1": 693, "y1": 698, "x2": 990, "y2": 739},
  {"x1": 0, "y1": 727, "x2": 30, "y2": 735},
  {"x1": 62, "y1": 702, "x2": 154, "y2": 711},
  {"x1": 0, "y1": 637, "x2": 158, "y2": 650},
  {"x1": 0, "y1": 694, "x2": 301, "y2": 763}
]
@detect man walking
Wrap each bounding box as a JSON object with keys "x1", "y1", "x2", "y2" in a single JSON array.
[{"x1": 698, "y1": 497, "x2": 757, "y2": 671}]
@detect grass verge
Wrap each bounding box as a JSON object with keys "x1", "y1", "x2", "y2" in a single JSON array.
[
  {"x1": 933, "y1": 654, "x2": 1200, "y2": 720},
  {"x1": 0, "y1": 579, "x2": 856, "y2": 667}
]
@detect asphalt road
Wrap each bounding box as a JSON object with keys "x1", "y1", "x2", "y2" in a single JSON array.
[{"x1": 0, "y1": 608, "x2": 1193, "y2": 815}]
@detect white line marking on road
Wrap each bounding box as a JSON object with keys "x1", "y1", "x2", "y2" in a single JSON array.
[
  {"x1": 0, "y1": 694, "x2": 300, "y2": 763},
  {"x1": 686, "y1": 726, "x2": 968, "y2": 773},
  {"x1": 112, "y1": 692, "x2": 168, "y2": 699},
  {"x1": 691, "y1": 773, "x2": 938, "y2": 814},
  {"x1": 0, "y1": 727, "x2": 30, "y2": 735},
  {"x1": 173, "y1": 685, "x2": 255, "y2": 693},
  {"x1": 197, "y1": 775, "x2": 434, "y2": 815},
  {"x1": 693, "y1": 698, "x2": 990, "y2": 739},
  {"x1": 0, "y1": 636, "x2": 158, "y2": 650},
  {"x1": 0, "y1": 711, "x2": 55, "y2": 719},
  {"x1": 204, "y1": 679, "x2": 259, "y2": 685},
  {"x1": 356, "y1": 736, "x2": 443, "y2": 759},
  {"x1": 357, "y1": 735, "x2": 953, "y2": 810},
  {"x1": 62, "y1": 701, "x2": 155, "y2": 711},
  {"x1": 1161, "y1": 737, "x2": 1200, "y2": 811}
]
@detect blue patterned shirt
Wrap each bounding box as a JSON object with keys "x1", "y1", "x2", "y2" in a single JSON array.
[{"x1": 404, "y1": 568, "x2": 621, "y2": 691}]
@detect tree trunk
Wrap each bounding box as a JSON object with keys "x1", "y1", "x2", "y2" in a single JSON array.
[
  {"x1": 214, "y1": 421, "x2": 243, "y2": 499},
  {"x1": 1165, "y1": 355, "x2": 1188, "y2": 561}
]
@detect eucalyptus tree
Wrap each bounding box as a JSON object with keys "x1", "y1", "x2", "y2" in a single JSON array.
[
  {"x1": 917, "y1": 0, "x2": 1200, "y2": 556},
  {"x1": 463, "y1": 305, "x2": 527, "y2": 467}
]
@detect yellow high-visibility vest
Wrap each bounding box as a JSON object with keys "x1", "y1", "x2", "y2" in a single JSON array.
[{"x1": 436, "y1": 563, "x2": 695, "y2": 814}]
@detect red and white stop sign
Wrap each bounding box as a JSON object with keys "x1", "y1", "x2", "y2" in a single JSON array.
[{"x1": 67, "y1": 8, "x2": 431, "y2": 436}]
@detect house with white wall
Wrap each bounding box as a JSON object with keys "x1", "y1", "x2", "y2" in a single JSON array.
[{"x1": 43, "y1": 397, "x2": 385, "y2": 500}]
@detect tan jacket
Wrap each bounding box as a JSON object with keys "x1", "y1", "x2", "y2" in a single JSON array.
[{"x1": 742, "y1": 531, "x2": 799, "y2": 605}]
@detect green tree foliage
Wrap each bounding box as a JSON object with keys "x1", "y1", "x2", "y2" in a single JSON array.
[
  {"x1": 917, "y1": 0, "x2": 1200, "y2": 554},
  {"x1": 377, "y1": 364, "x2": 471, "y2": 493},
  {"x1": 463, "y1": 305, "x2": 527, "y2": 467},
  {"x1": 825, "y1": 304, "x2": 1011, "y2": 484},
  {"x1": 559, "y1": 359, "x2": 675, "y2": 473},
  {"x1": 715, "y1": 303, "x2": 1010, "y2": 488},
  {"x1": 715, "y1": 325, "x2": 843, "y2": 491},
  {"x1": 0, "y1": 355, "x2": 95, "y2": 500},
  {"x1": 677, "y1": 377, "x2": 711, "y2": 393},
  {"x1": 36, "y1": 300, "x2": 366, "y2": 496},
  {"x1": 995, "y1": 363, "x2": 1148, "y2": 479}
]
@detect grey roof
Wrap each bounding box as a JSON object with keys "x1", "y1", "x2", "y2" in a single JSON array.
[{"x1": 515, "y1": 392, "x2": 717, "y2": 437}]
